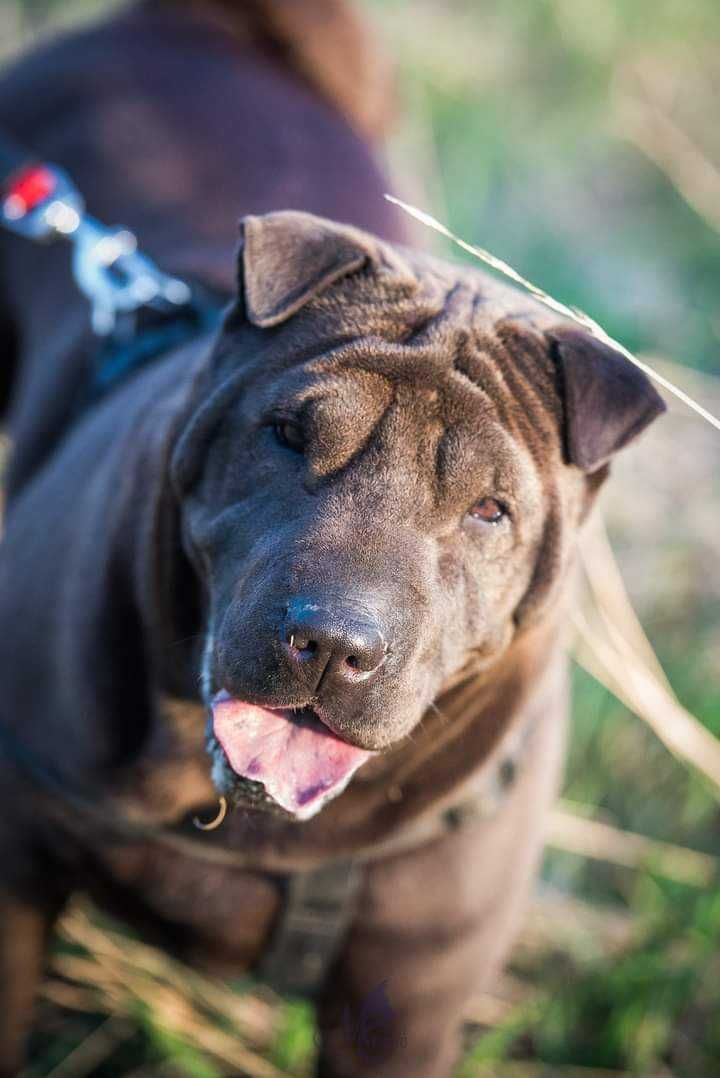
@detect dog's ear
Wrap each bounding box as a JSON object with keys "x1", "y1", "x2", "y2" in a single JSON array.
[
  {"x1": 239, "y1": 210, "x2": 383, "y2": 328},
  {"x1": 548, "y1": 326, "x2": 666, "y2": 472}
]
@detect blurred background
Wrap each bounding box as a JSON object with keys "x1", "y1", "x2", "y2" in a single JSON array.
[{"x1": 2, "y1": 1, "x2": 719, "y2": 1075}]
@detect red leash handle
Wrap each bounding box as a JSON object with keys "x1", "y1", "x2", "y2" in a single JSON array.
[
  {"x1": 0, "y1": 132, "x2": 84, "y2": 242},
  {"x1": 2, "y1": 162, "x2": 59, "y2": 219}
]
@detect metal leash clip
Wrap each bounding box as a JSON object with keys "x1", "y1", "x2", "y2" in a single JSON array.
[{"x1": 1, "y1": 160, "x2": 191, "y2": 334}]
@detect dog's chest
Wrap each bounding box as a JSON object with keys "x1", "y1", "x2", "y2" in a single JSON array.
[{"x1": 74, "y1": 697, "x2": 277, "y2": 970}]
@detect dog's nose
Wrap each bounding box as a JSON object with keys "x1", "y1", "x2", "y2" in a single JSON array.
[{"x1": 281, "y1": 596, "x2": 387, "y2": 690}]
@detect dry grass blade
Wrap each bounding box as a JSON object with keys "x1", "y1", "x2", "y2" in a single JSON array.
[
  {"x1": 40, "y1": 980, "x2": 104, "y2": 1013},
  {"x1": 48, "y1": 900, "x2": 285, "y2": 1077},
  {"x1": 548, "y1": 804, "x2": 718, "y2": 886},
  {"x1": 573, "y1": 608, "x2": 720, "y2": 798},
  {"x1": 578, "y1": 515, "x2": 672, "y2": 691},
  {"x1": 384, "y1": 193, "x2": 720, "y2": 432},
  {"x1": 43, "y1": 1017, "x2": 133, "y2": 1078},
  {"x1": 614, "y1": 88, "x2": 720, "y2": 236},
  {"x1": 464, "y1": 972, "x2": 537, "y2": 1026},
  {"x1": 60, "y1": 903, "x2": 277, "y2": 1041},
  {"x1": 515, "y1": 885, "x2": 635, "y2": 961}
]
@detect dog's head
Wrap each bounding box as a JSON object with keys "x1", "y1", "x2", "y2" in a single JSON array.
[{"x1": 170, "y1": 211, "x2": 665, "y2": 819}]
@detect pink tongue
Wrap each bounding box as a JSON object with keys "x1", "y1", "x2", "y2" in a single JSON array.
[{"x1": 212, "y1": 694, "x2": 374, "y2": 820}]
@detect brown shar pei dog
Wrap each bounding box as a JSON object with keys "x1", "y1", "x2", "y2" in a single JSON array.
[{"x1": 0, "y1": 2, "x2": 665, "y2": 1075}]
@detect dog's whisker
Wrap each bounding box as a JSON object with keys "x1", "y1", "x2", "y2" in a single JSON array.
[
  {"x1": 167, "y1": 633, "x2": 206, "y2": 650},
  {"x1": 429, "y1": 701, "x2": 450, "y2": 726}
]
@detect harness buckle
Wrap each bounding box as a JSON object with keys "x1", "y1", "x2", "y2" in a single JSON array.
[{"x1": 69, "y1": 217, "x2": 191, "y2": 335}]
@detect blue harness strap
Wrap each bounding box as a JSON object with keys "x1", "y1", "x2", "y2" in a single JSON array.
[{"x1": 88, "y1": 286, "x2": 225, "y2": 402}]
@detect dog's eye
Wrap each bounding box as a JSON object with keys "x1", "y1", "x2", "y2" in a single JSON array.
[
  {"x1": 468, "y1": 497, "x2": 508, "y2": 525},
  {"x1": 274, "y1": 420, "x2": 305, "y2": 454}
]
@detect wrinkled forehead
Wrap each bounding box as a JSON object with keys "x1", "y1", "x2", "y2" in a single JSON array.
[
  {"x1": 245, "y1": 265, "x2": 564, "y2": 459},
  {"x1": 234, "y1": 275, "x2": 563, "y2": 513}
]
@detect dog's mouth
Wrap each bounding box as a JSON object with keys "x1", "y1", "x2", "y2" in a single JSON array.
[{"x1": 209, "y1": 690, "x2": 376, "y2": 821}]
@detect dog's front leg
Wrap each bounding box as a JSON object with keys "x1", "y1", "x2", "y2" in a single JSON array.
[
  {"x1": 0, "y1": 885, "x2": 64, "y2": 1076},
  {"x1": 0, "y1": 849, "x2": 69, "y2": 1078},
  {"x1": 315, "y1": 707, "x2": 566, "y2": 1077},
  {"x1": 314, "y1": 832, "x2": 514, "y2": 1078}
]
